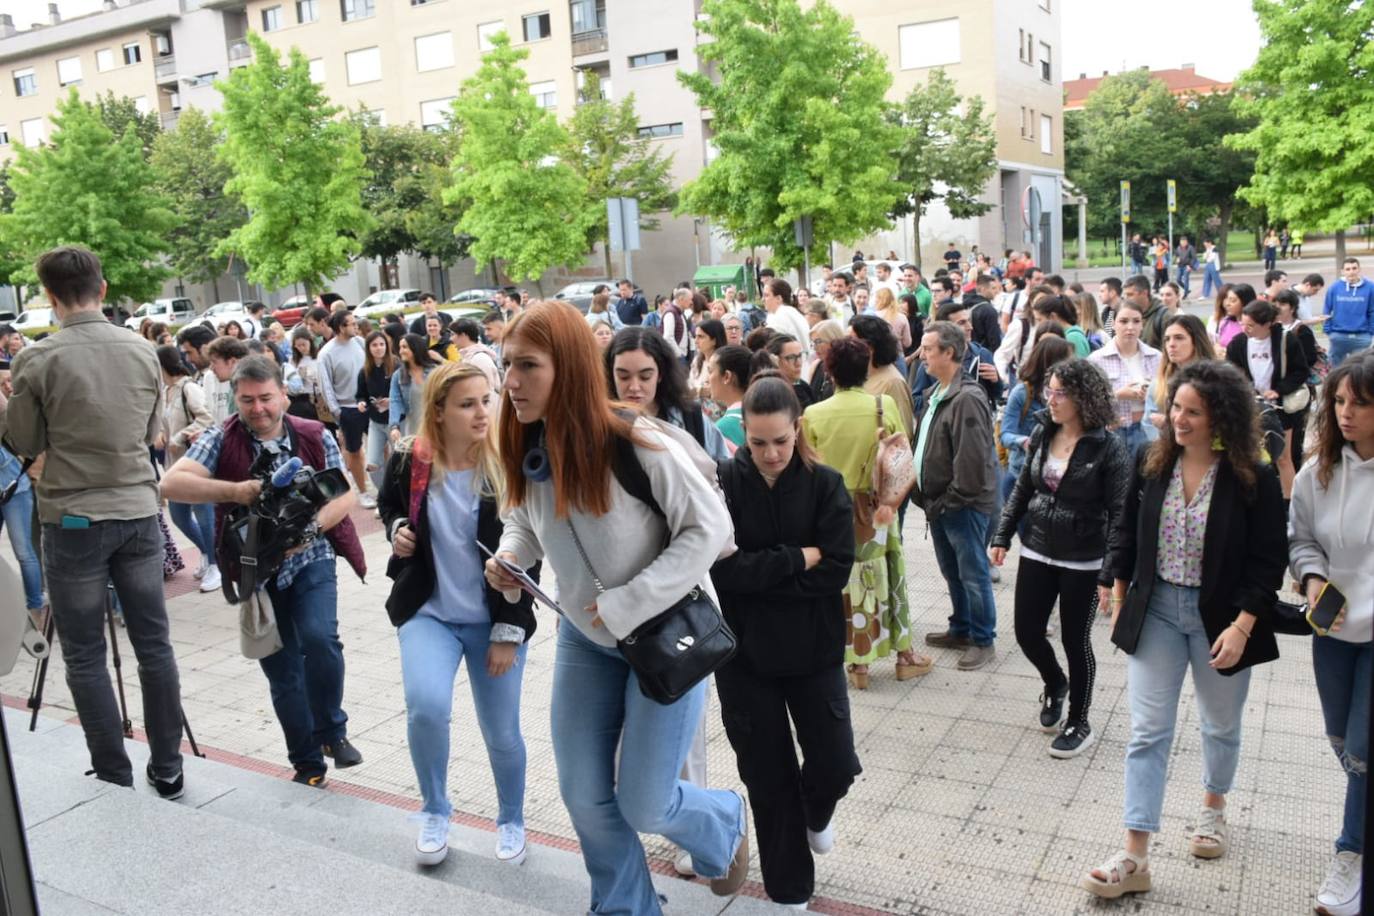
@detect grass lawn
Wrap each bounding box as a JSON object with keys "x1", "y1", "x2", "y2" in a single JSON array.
[{"x1": 1071, "y1": 230, "x2": 1264, "y2": 268}]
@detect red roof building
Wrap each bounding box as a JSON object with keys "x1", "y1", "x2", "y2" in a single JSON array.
[{"x1": 1062, "y1": 64, "x2": 1232, "y2": 111}]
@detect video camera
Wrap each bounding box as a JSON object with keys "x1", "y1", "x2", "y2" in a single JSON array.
[{"x1": 217, "y1": 446, "x2": 349, "y2": 603}]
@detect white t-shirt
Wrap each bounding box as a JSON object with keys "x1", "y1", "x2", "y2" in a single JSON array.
[
  {"x1": 1247, "y1": 335, "x2": 1275, "y2": 392},
  {"x1": 1121, "y1": 349, "x2": 1146, "y2": 385},
  {"x1": 766, "y1": 305, "x2": 812, "y2": 353}
]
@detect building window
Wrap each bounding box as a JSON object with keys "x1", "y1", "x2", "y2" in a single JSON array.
[
  {"x1": 262, "y1": 6, "x2": 283, "y2": 31},
  {"x1": 308, "y1": 58, "x2": 326, "y2": 83},
  {"x1": 477, "y1": 21, "x2": 505, "y2": 51},
  {"x1": 297, "y1": 0, "x2": 318, "y2": 23},
  {"x1": 56, "y1": 57, "x2": 82, "y2": 87},
  {"x1": 345, "y1": 47, "x2": 382, "y2": 85},
  {"x1": 897, "y1": 19, "x2": 960, "y2": 69},
  {"x1": 359, "y1": 109, "x2": 386, "y2": 126},
  {"x1": 529, "y1": 80, "x2": 557, "y2": 110},
  {"x1": 628, "y1": 49, "x2": 678, "y2": 69},
  {"x1": 420, "y1": 98, "x2": 455, "y2": 132},
  {"x1": 570, "y1": 0, "x2": 606, "y2": 34},
  {"x1": 1040, "y1": 114, "x2": 1053, "y2": 154},
  {"x1": 1018, "y1": 29, "x2": 1027, "y2": 62},
  {"x1": 123, "y1": 42, "x2": 142, "y2": 65},
  {"x1": 13, "y1": 68, "x2": 37, "y2": 97},
  {"x1": 341, "y1": 0, "x2": 375, "y2": 22},
  {"x1": 20, "y1": 118, "x2": 44, "y2": 148},
  {"x1": 1038, "y1": 42, "x2": 1052, "y2": 82},
  {"x1": 523, "y1": 12, "x2": 552, "y2": 42},
  {"x1": 0, "y1": 125, "x2": 8, "y2": 146},
  {"x1": 415, "y1": 32, "x2": 455, "y2": 72},
  {"x1": 637, "y1": 122, "x2": 683, "y2": 139},
  {"x1": 95, "y1": 48, "x2": 115, "y2": 71},
  {"x1": 1024, "y1": 32, "x2": 1035, "y2": 64},
  {"x1": 133, "y1": 96, "x2": 151, "y2": 115}
]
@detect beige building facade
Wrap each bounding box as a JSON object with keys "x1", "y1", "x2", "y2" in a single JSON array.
[{"x1": 1, "y1": 0, "x2": 1063, "y2": 308}]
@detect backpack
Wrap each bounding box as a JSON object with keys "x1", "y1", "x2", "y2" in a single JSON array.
[{"x1": 738, "y1": 304, "x2": 764, "y2": 333}]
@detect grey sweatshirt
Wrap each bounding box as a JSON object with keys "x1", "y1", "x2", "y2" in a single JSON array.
[{"x1": 1289, "y1": 446, "x2": 1374, "y2": 643}]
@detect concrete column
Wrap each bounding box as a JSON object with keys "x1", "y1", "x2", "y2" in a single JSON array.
[{"x1": 1076, "y1": 200, "x2": 1090, "y2": 268}]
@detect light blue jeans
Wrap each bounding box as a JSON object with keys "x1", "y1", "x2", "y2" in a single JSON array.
[
  {"x1": 1, "y1": 486, "x2": 44, "y2": 610},
  {"x1": 551, "y1": 622, "x2": 744, "y2": 916},
  {"x1": 398, "y1": 614, "x2": 527, "y2": 824},
  {"x1": 1329, "y1": 332, "x2": 1373, "y2": 369},
  {"x1": 1123, "y1": 581, "x2": 1252, "y2": 833},
  {"x1": 167, "y1": 500, "x2": 215, "y2": 561}
]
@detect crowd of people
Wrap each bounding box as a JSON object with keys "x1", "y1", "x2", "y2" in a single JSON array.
[{"x1": 1, "y1": 241, "x2": 1373, "y2": 915}]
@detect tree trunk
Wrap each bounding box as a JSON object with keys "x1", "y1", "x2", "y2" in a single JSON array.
[
  {"x1": 602, "y1": 235, "x2": 613, "y2": 279},
  {"x1": 210, "y1": 274, "x2": 220, "y2": 303},
  {"x1": 1216, "y1": 200, "x2": 1233, "y2": 268},
  {"x1": 911, "y1": 201, "x2": 924, "y2": 273},
  {"x1": 1335, "y1": 229, "x2": 1347, "y2": 269}
]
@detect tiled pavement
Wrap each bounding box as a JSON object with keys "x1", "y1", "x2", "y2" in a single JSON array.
[{"x1": 0, "y1": 503, "x2": 1337, "y2": 915}]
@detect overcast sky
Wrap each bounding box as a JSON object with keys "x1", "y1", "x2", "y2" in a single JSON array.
[{"x1": 14, "y1": 0, "x2": 1265, "y2": 84}]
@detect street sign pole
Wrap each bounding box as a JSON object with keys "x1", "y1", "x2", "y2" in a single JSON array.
[
  {"x1": 607, "y1": 197, "x2": 642, "y2": 284},
  {"x1": 794, "y1": 217, "x2": 814, "y2": 291},
  {"x1": 1120, "y1": 181, "x2": 1131, "y2": 280}
]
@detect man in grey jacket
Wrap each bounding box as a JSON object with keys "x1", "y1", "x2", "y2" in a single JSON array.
[
  {"x1": 910, "y1": 320, "x2": 1000, "y2": 671},
  {"x1": 0, "y1": 246, "x2": 185, "y2": 795}
]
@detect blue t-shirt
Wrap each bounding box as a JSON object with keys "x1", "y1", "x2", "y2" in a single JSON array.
[{"x1": 418, "y1": 468, "x2": 488, "y2": 626}]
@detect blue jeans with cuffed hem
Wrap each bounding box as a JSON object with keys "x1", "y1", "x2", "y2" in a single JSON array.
[
  {"x1": 928, "y1": 507, "x2": 997, "y2": 646},
  {"x1": 399, "y1": 615, "x2": 527, "y2": 824},
  {"x1": 1313, "y1": 635, "x2": 1370, "y2": 854},
  {"x1": 551, "y1": 622, "x2": 745, "y2": 916},
  {"x1": 262, "y1": 558, "x2": 348, "y2": 774},
  {"x1": 1122, "y1": 581, "x2": 1251, "y2": 833},
  {"x1": 167, "y1": 500, "x2": 215, "y2": 561},
  {"x1": 1, "y1": 486, "x2": 44, "y2": 610}
]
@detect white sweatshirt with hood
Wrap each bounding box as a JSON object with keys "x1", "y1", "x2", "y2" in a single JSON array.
[{"x1": 1289, "y1": 445, "x2": 1374, "y2": 643}]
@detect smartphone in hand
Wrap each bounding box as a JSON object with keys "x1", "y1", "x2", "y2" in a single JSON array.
[{"x1": 1307, "y1": 582, "x2": 1347, "y2": 636}]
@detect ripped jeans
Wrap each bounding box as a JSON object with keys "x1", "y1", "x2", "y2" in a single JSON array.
[{"x1": 1313, "y1": 635, "x2": 1370, "y2": 854}]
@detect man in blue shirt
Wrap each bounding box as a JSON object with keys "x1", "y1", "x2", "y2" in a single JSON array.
[
  {"x1": 613, "y1": 279, "x2": 649, "y2": 327},
  {"x1": 1324, "y1": 257, "x2": 1374, "y2": 367}
]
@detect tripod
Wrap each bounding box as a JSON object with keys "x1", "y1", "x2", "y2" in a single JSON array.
[{"x1": 26, "y1": 583, "x2": 204, "y2": 759}]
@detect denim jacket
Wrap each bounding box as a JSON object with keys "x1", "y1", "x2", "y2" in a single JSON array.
[
  {"x1": 0, "y1": 445, "x2": 30, "y2": 495},
  {"x1": 999, "y1": 383, "x2": 1043, "y2": 480}
]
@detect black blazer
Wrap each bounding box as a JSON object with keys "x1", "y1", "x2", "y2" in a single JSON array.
[
  {"x1": 1105, "y1": 454, "x2": 1286, "y2": 675},
  {"x1": 1224, "y1": 323, "x2": 1308, "y2": 398},
  {"x1": 376, "y1": 449, "x2": 538, "y2": 636}
]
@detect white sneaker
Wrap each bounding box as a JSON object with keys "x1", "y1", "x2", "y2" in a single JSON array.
[
  {"x1": 193, "y1": 556, "x2": 208, "y2": 579},
  {"x1": 673, "y1": 849, "x2": 696, "y2": 876},
  {"x1": 807, "y1": 822, "x2": 835, "y2": 855},
  {"x1": 496, "y1": 823, "x2": 527, "y2": 865},
  {"x1": 1316, "y1": 850, "x2": 1362, "y2": 915},
  {"x1": 359, "y1": 493, "x2": 377, "y2": 510},
  {"x1": 199, "y1": 565, "x2": 222, "y2": 594},
  {"x1": 414, "y1": 813, "x2": 449, "y2": 866}
]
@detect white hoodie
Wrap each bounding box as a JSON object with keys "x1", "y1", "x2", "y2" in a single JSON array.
[{"x1": 1289, "y1": 446, "x2": 1374, "y2": 643}]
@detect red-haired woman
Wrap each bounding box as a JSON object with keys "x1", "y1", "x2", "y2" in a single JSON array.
[{"x1": 483, "y1": 302, "x2": 749, "y2": 915}]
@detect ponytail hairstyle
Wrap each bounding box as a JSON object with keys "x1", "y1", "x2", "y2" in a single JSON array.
[
  {"x1": 741, "y1": 375, "x2": 817, "y2": 468},
  {"x1": 712, "y1": 345, "x2": 754, "y2": 396}
]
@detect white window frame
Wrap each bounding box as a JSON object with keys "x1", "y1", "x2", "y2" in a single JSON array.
[
  {"x1": 522, "y1": 12, "x2": 552, "y2": 42},
  {"x1": 477, "y1": 20, "x2": 506, "y2": 51},
  {"x1": 627, "y1": 49, "x2": 678, "y2": 69},
  {"x1": 123, "y1": 42, "x2": 142, "y2": 65},
  {"x1": 414, "y1": 32, "x2": 455, "y2": 72},
  {"x1": 1038, "y1": 41, "x2": 1052, "y2": 82},
  {"x1": 341, "y1": 0, "x2": 375, "y2": 22},
  {"x1": 345, "y1": 46, "x2": 382, "y2": 85},
  {"x1": 637, "y1": 122, "x2": 683, "y2": 139},
  {"x1": 95, "y1": 48, "x2": 116, "y2": 72},
  {"x1": 897, "y1": 19, "x2": 960, "y2": 70},
  {"x1": 262, "y1": 5, "x2": 283, "y2": 31},
  {"x1": 56, "y1": 56, "x2": 83, "y2": 87},
  {"x1": 420, "y1": 97, "x2": 455, "y2": 132},
  {"x1": 529, "y1": 80, "x2": 557, "y2": 110},
  {"x1": 20, "y1": 118, "x2": 44, "y2": 148},
  {"x1": 133, "y1": 96, "x2": 151, "y2": 115},
  {"x1": 296, "y1": 0, "x2": 319, "y2": 23},
  {"x1": 0, "y1": 125, "x2": 8, "y2": 146},
  {"x1": 308, "y1": 57, "x2": 326, "y2": 83},
  {"x1": 1040, "y1": 114, "x2": 1053, "y2": 154},
  {"x1": 13, "y1": 68, "x2": 37, "y2": 98}
]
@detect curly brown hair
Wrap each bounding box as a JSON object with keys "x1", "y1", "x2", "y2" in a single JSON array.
[
  {"x1": 1046, "y1": 358, "x2": 1116, "y2": 431},
  {"x1": 1144, "y1": 360, "x2": 1262, "y2": 492}
]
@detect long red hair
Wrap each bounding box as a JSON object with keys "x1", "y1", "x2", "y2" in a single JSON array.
[{"x1": 498, "y1": 301, "x2": 636, "y2": 518}]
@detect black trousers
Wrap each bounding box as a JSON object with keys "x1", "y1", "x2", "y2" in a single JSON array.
[
  {"x1": 716, "y1": 661, "x2": 861, "y2": 905},
  {"x1": 1012, "y1": 556, "x2": 1100, "y2": 725}
]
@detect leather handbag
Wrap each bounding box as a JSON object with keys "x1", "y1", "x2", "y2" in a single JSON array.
[
  {"x1": 567, "y1": 518, "x2": 736, "y2": 705},
  {"x1": 854, "y1": 396, "x2": 915, "y2": 542}
]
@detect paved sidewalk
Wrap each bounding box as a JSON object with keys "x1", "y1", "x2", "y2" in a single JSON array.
[{"x1": 1, "y1": 506, "x2": 1337, "y2": 915}]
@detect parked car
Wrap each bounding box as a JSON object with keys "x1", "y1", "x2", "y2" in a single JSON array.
[
  {"x1": 203, "y1": 300, "x2": 264, "y2": 329},
  {"x1": 355, "y1": 288, "x2": 422, "y2": 318},
  {"x1": 124, "y1": 298, "x2": 195, "y2": 331},
  {"x1": 13, "y1": 308, "x2": 55, "y2": 331},
  {"x1": 448, "y1": 288, "x2": 502, "y2": 308},
  {"x1": 271, "y1": 295, "x2": 313, "y2": 329},
  {"x1": 553, "y1": 280, "x2": 612, "y2": 314}
]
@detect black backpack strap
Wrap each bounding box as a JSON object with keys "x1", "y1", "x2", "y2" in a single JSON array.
[
  {"x1": 681, "y1": 404, "x2": 706, "y2": 448},
  {"x1": 610, "y1": 412, "x2": 664, "y2": 519}
]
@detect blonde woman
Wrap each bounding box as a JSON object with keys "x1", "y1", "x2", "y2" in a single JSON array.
[
  {"x1": 1074, "y1": 292, "x2": 1106, "y2": 350},
  {"x1": 377, "y1": 362, "x2": 537, "y2": 868},
  {"x1": 872, "y1": 287, "x2": 913, "y2": 354}
]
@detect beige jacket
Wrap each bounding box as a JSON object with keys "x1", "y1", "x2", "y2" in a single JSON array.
[{"x1": 162, "y1": 377, "x2": 214, "y2": 463}]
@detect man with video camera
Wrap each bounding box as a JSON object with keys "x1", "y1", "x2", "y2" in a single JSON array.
[
  {"x1": 162, "y1": 355, "x2": 366, "y2": 786},
  {"x1": 0, "y1": 246, "x2": 186, "y2": 796}
]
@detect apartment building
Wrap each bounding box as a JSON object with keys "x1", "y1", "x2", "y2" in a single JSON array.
[{"x1": 1, "y1": 0, "x2": 1063, "y2": 306}]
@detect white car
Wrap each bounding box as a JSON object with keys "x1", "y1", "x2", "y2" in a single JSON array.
[
  {"x1": 12, "y1": 308, "x2": 55, "y2": 331},
  {"x1": 356, "y1": 288, "x2": 422, "y2": 318},
  {"x1": 125, "y1": 297, "x2": 196, "y2": 330}
]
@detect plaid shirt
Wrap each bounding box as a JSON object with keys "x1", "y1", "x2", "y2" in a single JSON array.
[
  {"x1": 1089, "y1": 339, "x2": 1161, "y2": 428},
  {"x1": 184, "y1": 420, "x2": 342, "y2": 589}
]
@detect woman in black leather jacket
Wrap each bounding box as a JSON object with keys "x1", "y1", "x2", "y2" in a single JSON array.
[{"x1": 991, "y1": 358, "x2": 1130, "y2": 759}]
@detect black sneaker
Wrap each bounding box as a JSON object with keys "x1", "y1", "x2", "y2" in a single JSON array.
[
  {"x1": 145, "y1": 763, "x2": 184, "y2": 800},
  {"x1": 322, "y1": 737, "x2": 363, "y2": 768},
  {"x1": 1039, "y1": 684, "x2": 1069, "y2": 733},
  {"x1": 1048, "y1": 720, "x2": 1096, "y2": 759},
  {"x1": 292, "y1": 768, "x2": 329, "y2": 788}
]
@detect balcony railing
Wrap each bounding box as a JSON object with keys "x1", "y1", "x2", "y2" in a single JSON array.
[
  {"x1": 571, "y1": 28, "x2": 608, "y2": 57},
  {"x1": 227, "y1": 37, "x2": 251, "y2": 67},
  {"x1": 160, "y1": 110, "x2": 179, "y2": 131},
  {"x1": 153, "y1": 55, "x2": 177, "y2": 80}
]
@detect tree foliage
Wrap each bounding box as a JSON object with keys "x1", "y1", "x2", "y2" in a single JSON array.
[
  {"x1": 356, "y1": 118, "x2": 467, "y2": 268},
  {"x1": 150, "y1": 107, "x2": 246, "y2": 292},
  {"x1": 215, "y1": 33, "x2": 372, "y2": 292},
  {"x1": 444, "y1": 33, "x2": 593, "y2": 286},
  {"x1": 0, "y1": 167, "x2": 19, "y2": 288},
  {"x1": 564, "y1": 72, "x2": 677, "y2": 271},
  {"x1": 677, "y1": 0, "x2": 897, "y2": 269},
  {"x1": 0, "y1": 90, "x2": 173, "y2": 303},
  {"x1": 885, "y1": 68, "x2": 997, "y2": 270},
  {"x1": 94, "y1": 91, "x2": 161, "y2": 160},
  {"x1": 1228, "y1": 0, "x2": 1374, "y2": 237}
]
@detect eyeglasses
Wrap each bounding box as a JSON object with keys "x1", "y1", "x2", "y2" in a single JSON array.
[
  {"x1": 1045, "y1": 388, "x2": 1071, "y2": 402},
  {"x1": 780, "y1": 353, "x2": 803, "y2": 364}
]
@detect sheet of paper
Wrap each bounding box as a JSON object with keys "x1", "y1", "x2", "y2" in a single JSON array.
[{"x1": 476, "y1": 541, "x2": 567, "y2": 617}]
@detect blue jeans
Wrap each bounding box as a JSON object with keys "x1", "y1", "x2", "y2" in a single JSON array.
[
  {"x1": 167, "y1": 500, "x2": 215, "y2": 561},
  {"x1": 1313, "y1": 635, "x2": 1370, "y2": 854},
  {"x1": 1329, "y1": 332, "x2": 1373, "y2": 368},
  {"x1": 550, "y1": 622, "x2": 745, "y2": 916},
  {"x1": 398, "y1": 615, "x2": 527, "y2": 824},
  {"x1": 1201, "y1": 263, "x2": 1222, "y2": 300},
  {"x1": 928, "y1": 507, "x2": 997, "y2": 646},
  {"x1": 262, "y1": 559, "x2": 348, "y2": 774},
  {"x1": 42, "y1": 518, "x2": 184, "y2": 785},
  {"x1": 1176, "y1": 266, "x2": 1192, "y2": 298},
  {"x1": 1123, "y1": 582, "x2": 1251, "y2": 833},
  {"x1": 1, "y1": 487, "x2": 44, "y2": 610},
  {"x1": 1113, "y1": 421, "x2": 1150, "y2": 463}
]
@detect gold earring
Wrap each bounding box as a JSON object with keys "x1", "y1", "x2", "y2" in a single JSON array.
[{"x1": 1211, "y1": 433, "x2": 1225, "y2": 452}]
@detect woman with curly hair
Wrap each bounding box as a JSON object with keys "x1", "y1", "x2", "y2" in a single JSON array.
[
  {"x1": 991, "y1": 359, "x2": 1131, "y2": 757},
  {"x1": 1082, "y1": 360, "x2": 1286, "y2": 901}
]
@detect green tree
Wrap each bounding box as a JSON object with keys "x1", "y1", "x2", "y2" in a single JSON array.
[
  {"x1": 1172, "y1": 91, "x2": 1256, "y2": 265},
  {"x1": 0, "y1": 166, "x2": 19, "y2": 289},
  {"x1": 444, "y1": 33, "x2": 592, "y2": 289},
  {"x1": 885, "y1": 69, "x2": 997, "y2": 271},
  {"x1": 150, "y1": 107, "x2": 246, "y2": 301},
  {"x1": 94, "y1": 91, "x2": 161, "y2": 159},
  {"x1": 1228, "y1": 0, "x2": 1374, "y2": 265},
  {"x1": 677, "y1": 0, "x2": 897, "y2": 270},
  {"x1": 215, "y1": 33, "x2": 372, "y2": 293},
  {"x1": 0, "y1": 90, "x2": 173, "y2": 303},
  {"x1": 565, "y1": 72, "x2": 677, "y2": 275}
]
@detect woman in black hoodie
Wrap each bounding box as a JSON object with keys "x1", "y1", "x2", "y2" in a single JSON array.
[{"x1": 711, "y1": 375, "x2": 861, "y2": 909}]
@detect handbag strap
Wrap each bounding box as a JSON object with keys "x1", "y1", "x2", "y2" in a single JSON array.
[{"x1": 566, "y1": 519, "x2": 606, "y2": 595}]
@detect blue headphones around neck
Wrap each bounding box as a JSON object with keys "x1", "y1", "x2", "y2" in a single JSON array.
[{"x1": 522, "y1": 423, "x2": 551, "y2": 482}]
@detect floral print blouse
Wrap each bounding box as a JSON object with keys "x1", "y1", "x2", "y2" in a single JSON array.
[{"x1": 1155, "y1": 459, "x2": 1219, "y2": 586}]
